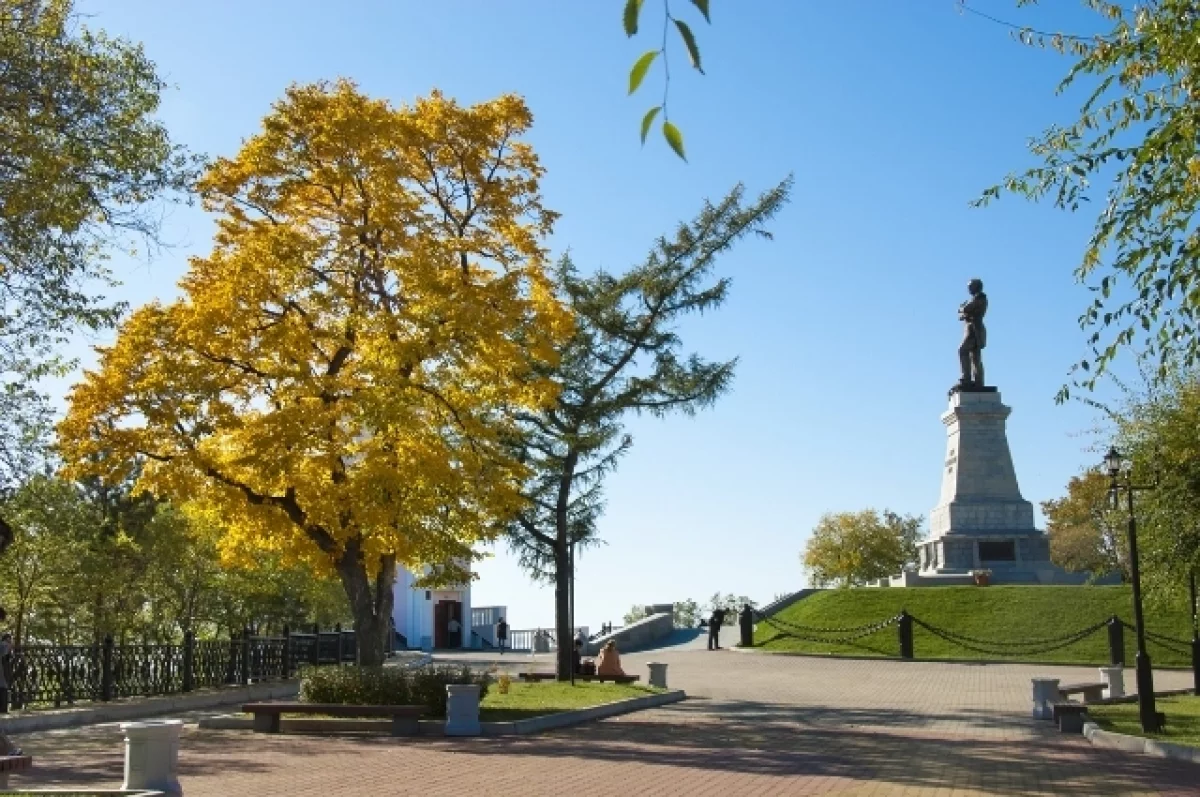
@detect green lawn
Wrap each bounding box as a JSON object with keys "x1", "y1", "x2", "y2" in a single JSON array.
[
  {"x1": 753, "y1": 586, "x2": 1196, "y2": 666},
  {"x1": 1088, "y1": 695, "x2": 1200, "y2": 749},
  {"x1": 479, "y1": 681, "x2": 663, "y2": 722}
]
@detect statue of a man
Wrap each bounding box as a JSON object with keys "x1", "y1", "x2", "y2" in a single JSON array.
[{"x1": 957, "y1": 278, "x2": 987, "y2": 388}]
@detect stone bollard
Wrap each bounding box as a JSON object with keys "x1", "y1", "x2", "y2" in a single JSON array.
[
  {"x1": 1030, "y1": 678, "x2": 1060, "y2": 720},
  {"x1": 647, "y1": 662, "x2": 668, "y2": 689},
  {"x1": 1099, "y1": 666, "x2": 1125, "y2": 699},
  {"x1": 445, "y1": 684, "x2": 482, "y2": 736},
  {"x1": 120, "y1": 719, "x2": 183, "y2": 795}
]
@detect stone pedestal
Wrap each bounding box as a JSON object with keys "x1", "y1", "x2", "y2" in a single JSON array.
[
  {"x1": 445, "y1": 684, "x2": 481, "y2": 736},
  {"x1": 647, "y1": 662, "x2": 668, "y2": 689},
  {"x1": 907, "y1": 389, "x2": 1103, "y2": 586},
  {"x1": 1099, "y1": 666, "x2": 1125, "y2": 699},
  {"x1": 1031, "y1": 678, "x2": 1060, "y2": 720},
  {"x1": 120, "y1": 719, "x2": 183, "y2": 795}
]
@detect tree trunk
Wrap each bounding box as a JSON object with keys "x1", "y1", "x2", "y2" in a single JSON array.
[
  {"x1": 554, "y1": 542, "x2": 572, "y2": 680},
  {"x1": 333, "y1": 537, "x2": 395, "y2": 667}
]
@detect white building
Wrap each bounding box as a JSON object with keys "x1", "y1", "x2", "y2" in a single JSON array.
[{"x1": 391, "y1": 566, "x2": 472, "y2": 651}]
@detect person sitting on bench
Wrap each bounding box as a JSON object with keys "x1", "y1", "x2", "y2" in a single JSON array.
[{"x1": 596, "y1": 640, "x2": 625, "y2": 678}]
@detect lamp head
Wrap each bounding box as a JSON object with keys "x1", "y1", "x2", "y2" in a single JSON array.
[{"x1": 1104, "y1": 446, "x2": 1124, "y2": 479}]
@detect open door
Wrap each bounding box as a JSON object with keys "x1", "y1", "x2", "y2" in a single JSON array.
[{"x1": 433, "y1": 600, "x2": 448, "y2": 649}]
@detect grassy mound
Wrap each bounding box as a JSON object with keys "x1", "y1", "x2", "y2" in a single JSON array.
[{"x1": 753, "y1": 586, "x2": 1197, "y2": 666}]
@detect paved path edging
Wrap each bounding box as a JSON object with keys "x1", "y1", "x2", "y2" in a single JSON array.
[
  {"x1": 1082, "y1": 720, "x2": 1200, "y2": 765},
  {"x1": 0, "y1": 682, "x2": 299, "y2": 734},
  {"x1": 199, "y1": 689, "x2": 686, "y2": 736}
]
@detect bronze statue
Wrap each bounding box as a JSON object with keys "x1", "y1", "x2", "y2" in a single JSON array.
[{"x1": 957, "y1": 278, "x2": 987, "y2": 389}]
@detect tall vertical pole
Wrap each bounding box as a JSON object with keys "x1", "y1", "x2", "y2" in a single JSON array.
[
  {"x1": 569, "y1": 535, "x2": 576, "y2": 687},
  {"x1": 1125, "y1": 486, "x2": 1159, "y2": 732},
  {"x1": 1189, "y1": 570, "x2": 1199, "y2": 695}
]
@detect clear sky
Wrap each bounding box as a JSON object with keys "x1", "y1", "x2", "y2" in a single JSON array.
[{"x1": 63, "y1": 0, "x2": 1123, "y2": 630}]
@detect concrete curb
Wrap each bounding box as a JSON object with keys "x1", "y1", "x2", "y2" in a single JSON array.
[
  {"x1": 0, "y1": 682, "x2": 299, "y2": 734},
  {"x1": 1082, "y1": 720, "x2": 1200, "y2": 765},
  {"x1": 198, "y1": 689, "x2": 686, "y2": 736}
]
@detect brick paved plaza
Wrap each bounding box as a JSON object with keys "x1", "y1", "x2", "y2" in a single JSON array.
[{"x1": 12, "y1": 644, "x2": 1200, "y2": 796}]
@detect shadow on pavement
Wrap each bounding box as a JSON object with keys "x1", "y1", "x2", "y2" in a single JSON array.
[{"x1": 454, "y1": 700, "x2": 1200, "y2": 796}]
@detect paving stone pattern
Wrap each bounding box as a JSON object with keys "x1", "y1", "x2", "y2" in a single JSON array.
[{"x1": 13, "y1": 647, "x2": 1200, "y2": 795}]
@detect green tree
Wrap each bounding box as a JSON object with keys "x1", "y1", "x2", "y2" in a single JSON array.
[
  {"x1": 704, "y1": 592, "x2": 755, "y2": 624},
  {"x1": 1109, "y1": 372, "x2": 1200, "y2": 606},
  {"x1": 672, "y1": 598, "x2": 701, "y2": 627},
  {"x1": 1042, "y1": 469, "x2": 1128, "y2": 580},
  {"x1": 802, "y1": 509, "x2": 924, "y2": 588},
  {"x1": 971, "y1": 0, "x2": 1200, "y2": 398},
  {"x1": 506, "y1": 180, "x2": 791, "y2": 679},
  {"x1": 0, "y1": 0, "x2": 195, "y2": 549}
]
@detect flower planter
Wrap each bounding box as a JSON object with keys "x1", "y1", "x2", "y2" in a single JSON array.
[{"x1": 973, "y1": 572, "x2": 991, "y2": 586}]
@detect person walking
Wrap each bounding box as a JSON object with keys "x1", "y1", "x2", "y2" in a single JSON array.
[
  {"x1": 447, "y1": 615, "x2": 461, "y2": 649},
  {"x1": 708, "y1": 608, "x2": 726, "y2": 651},
  {"x1": 495, "y1": 617, "x2": 508, "y2": 655}
]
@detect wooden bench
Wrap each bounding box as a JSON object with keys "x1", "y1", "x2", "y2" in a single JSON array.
[
  {"x1": 517, "y1": 672, "x2": 641, "y2": 684},
  {"x1": 1051, "y1": 702, "x2": 1089, "y2": 733},
  {"x1": 242, "y1": 702, "x2": 423, "y2": 736},
  {"x1": 0, "y1": 755, "x2": 32, "y2": 789},
  {"x1": 1058, "y1": 682, "x2": 1106, "y2": 703}
]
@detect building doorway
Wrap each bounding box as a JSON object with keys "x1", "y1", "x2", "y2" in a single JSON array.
[{"x1": 434, "y1": 599, "x2": 463, "y2": 649}]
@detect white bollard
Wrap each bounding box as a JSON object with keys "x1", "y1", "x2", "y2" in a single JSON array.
[
  {"x1": 1099, "y1": 666, "x2": 1125, "y2": 699},
  {"x1": 120, "y1": 719, "x2": 183, "y2": 795},
  {"x1": 647, "y1": 662, "x2": 668, "y2": 689},
  {"x1": 1030, "y1": 678, "x2": 1060, "y2": 720},
  {"x1": 445, "y1": 683, "x2": 482, "y2": 736}
]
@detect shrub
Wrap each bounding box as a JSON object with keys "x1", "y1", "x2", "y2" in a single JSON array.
[{"x1": 299, "y1": 664, "x2": 489, "y2": 718}]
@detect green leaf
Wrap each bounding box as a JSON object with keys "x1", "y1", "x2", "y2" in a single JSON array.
[
  {"x1": 689, "y1": 0, "x2": 711, "y2": 23},
  {"x1": 674, "y1": 20, "x2": 704, "y2": 73},
  {"x1": 628, "y1": 50, "x2": 658, "y2": 95},
  {"x1": 640, "y1": 106, "x2": 661, "y2": 145},
  {"x1": 623, "y1": 0, "x2": 643, "y2": 37},
  {"x1": 662, "y1": 120, "x2": 686, "y2": 161}
]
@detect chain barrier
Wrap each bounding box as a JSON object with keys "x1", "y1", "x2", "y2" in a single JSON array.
[
  {"x1": 1118, "y1": 620, "x2": 1192, "y2": 648},
  {"x1": 911, "y1": 617, "x2": 1106, "y2": 658},
  {"x1": 755, "y1": 611, "x2": 897, "y2": 636},
  {"x1": 759, "y1": 615, "x2": 898, "y2": 647},
  {"x1": 1118, "y1": 620, "x2": 1193, "y2": 656},
  {"x1": 915, "y1": 619, "x2": 1108, "y2": 650}
]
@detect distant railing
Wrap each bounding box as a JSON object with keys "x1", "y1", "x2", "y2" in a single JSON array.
[
  {"x1": 7, "y1": 624, "x2": 359, "y2": 711},
  {"x1": 505, "y1": 628, "x2": 588, "y2": 652}
]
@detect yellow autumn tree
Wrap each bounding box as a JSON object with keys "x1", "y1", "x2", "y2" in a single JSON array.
[{"x1": 58, "y1": 81, "x2": 571, "y2": 665}]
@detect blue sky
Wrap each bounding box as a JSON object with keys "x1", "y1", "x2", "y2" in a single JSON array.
[{"x1": 64, "y1": 0, "x2": 1124, "y2": 630}]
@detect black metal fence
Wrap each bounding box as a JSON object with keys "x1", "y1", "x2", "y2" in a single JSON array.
[{"x1": 7, "y1": 625, "x2": 358, "y2": 711}]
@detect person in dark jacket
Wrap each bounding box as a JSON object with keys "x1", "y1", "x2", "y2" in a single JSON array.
[
  {"x1": 708, "y1": 608, "x2": 726, "y2": 650},
  {"x1": 496, "y1": 617, "x2": 508, "y2": 655}
]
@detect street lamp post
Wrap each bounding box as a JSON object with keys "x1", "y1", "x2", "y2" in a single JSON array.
[
  {"x1": 1104, "y1": 447, "x2": 1162, "y2": 733},
  {"x1": 1190, "y1": 570, "x2": 1199, "y2": 695}
]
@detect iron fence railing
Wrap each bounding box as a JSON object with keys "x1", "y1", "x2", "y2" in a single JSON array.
[{"x1": 6, "y1": 625, "x2": 360, "y2": 711}]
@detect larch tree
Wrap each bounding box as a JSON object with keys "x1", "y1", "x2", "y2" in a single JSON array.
[
  {"x1": 505, "y1": 180, "x2": 790, "y2": 679},
  {"x1": 58, "y1": 81, "x2": 571, "y2": 666}
]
